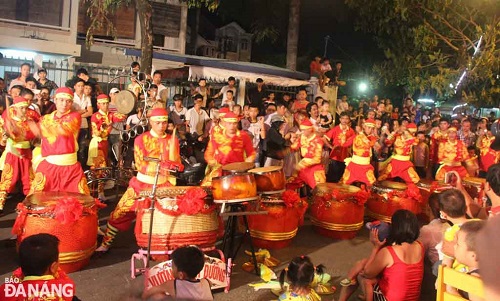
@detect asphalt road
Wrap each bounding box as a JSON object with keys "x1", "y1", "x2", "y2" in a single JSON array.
[{"x1": 0, "y1": 192, "x2": 436, "y2": 301}]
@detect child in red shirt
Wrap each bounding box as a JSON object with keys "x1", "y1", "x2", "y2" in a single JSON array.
[{"x1": 0, "y1": 233, "x2": 80, "y2": 301}]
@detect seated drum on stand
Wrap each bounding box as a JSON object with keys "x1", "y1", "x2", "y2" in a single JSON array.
[
  {"x1": 13, "y1": 192, "x2": 103, "y2": 273},
  {"x1": 310, "y1": 183, "x2": 368, "y2": 240},
  {"x1": 366, "y1": 181, "x2": 423, "y2": 223},
  {"x1": 135, "y1": 187, "x2": 219, "y2": 253}
]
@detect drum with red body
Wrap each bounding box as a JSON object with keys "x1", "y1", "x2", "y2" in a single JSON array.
[
  {"x1": 246, "y1": 194, "x2": 307, "y2": 249},
  {"x1": 366, "y1": 181, "x2": 423, "y2": 223},
  {"x1": 14, "y1": 192, "x2": 100, "y2": 273},
  {"x1": 310, "y1": 183, "x2": 368, "y2": 240},
  {"x1": 249, "y1": 166, "x2": 286, "y2": 193},
  {"x1": 135, "y1": 187, "x2": 219, "y2": 252},
  {"x1": 212, "y1": 173, "x2": 257, "y2": 201}
]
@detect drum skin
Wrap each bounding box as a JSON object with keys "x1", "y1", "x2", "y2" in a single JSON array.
[
  {"x1": 310, "y1": 183, "x2": 365, "y2": 240},
  {"x1": 246, "y1": 201, "x2": 301, "y2": 249},
  {"x1": 212, "y1": 173, "x2": 257, "y2": 201},
  {"x1": 249, "y1": 166, "x2": 286, "y2": 193},
  {"x1": 17, "y1": 192, "x2": 98, "y2": 273},
  {"x1": 221, "y1": 162, "x2": 255, "y2": 176},
  {"x1": 367, "y1": 181, "x2": 422, "y2": 223}
]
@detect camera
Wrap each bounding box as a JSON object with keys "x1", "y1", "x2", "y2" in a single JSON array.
[
  {"x1": 180, "y1": 114, "x2": 185, "y2": 120},
  {"x1": 444, "y1": 172, "x2": 457, "y2": 185}
]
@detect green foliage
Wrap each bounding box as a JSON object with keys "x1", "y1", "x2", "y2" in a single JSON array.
[{"x1": 345, "y1": 0, "x2": 500, "y2": 105}]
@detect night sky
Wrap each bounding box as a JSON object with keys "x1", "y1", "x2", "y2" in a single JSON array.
[{"x1": 200, "y1": 0, "x2": 388, "y2": 97}]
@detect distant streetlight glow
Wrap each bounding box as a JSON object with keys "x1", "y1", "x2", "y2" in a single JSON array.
[{"x1": 358, "y1": 82, "x2": 368, "y2": 92}]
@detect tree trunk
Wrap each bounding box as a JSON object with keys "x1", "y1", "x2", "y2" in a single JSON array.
[
  {"x1": 135, "y1": 0, "x2": 153, "y2": 74},
  {"x1": 286, "y1": 0, "x2": 300, "y2": 71}
]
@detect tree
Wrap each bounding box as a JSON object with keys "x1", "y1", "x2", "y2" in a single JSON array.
[
  {"x1": 345, "y1": 0, "x2": 500, "y2": 104},
  {"x1": 286, "y1": 0, "x2": 300, "y2": 70},
  {"x1": 83, "y1": 0, "x2": 219, "y2": 74}
]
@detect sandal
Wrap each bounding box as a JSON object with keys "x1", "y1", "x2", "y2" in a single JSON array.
[{"x1": 340, "y1": 278, "x2": 357, "y2": 287}]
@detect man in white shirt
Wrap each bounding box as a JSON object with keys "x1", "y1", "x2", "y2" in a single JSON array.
[
  {"x1": 8, "y1": 63, "x2": 30, "y2": 90},
  {"x1": 221, "y1": 90, "x2": 236, "y2": 109},
  {"x1": 152, "y1": 71, "x2": 167, "y2": 100},
  {"x1": 72, "y1": 78, "x2": 94, "y2": 167},
  {"x1": 214, "y1": 76, "x2": 237, "y2": 104},
  {"x1": 186, "y1": 94, "x2": 211, "y2": 140}
]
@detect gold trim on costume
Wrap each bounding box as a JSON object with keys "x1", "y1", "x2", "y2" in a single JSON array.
[{"x1": 59, "y1": 243, "x2": 96, "y2": 263}]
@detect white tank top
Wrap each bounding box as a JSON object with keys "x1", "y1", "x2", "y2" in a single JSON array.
[{"x1": 174, "y1": 278, "x2": 213, "y2": 300}]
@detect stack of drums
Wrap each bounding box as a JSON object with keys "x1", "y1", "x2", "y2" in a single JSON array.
[
  {"x1": 14, "y1": 192, "x2": 99, "y2": 273},
  {"x1": 366, "y1": 181, "x2": 423, "y2": 223},
  {"x1": 135, "y1": 186, "x2": 219, "y2": 252},
  {"x1": 246, "y1": 166, "x2": 302, "y2": 249},
  {"x1": 310, "y1": 183, "x2": 367, "y2": 240}
]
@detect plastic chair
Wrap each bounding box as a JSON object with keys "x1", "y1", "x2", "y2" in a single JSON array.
[{"x1": 436, "y1": 265, "x2": 484, "y2": 301}]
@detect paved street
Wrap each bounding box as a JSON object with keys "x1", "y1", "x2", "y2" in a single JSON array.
[{"x1": 0, "y1": 193, "x2": 436, "y2": 301}]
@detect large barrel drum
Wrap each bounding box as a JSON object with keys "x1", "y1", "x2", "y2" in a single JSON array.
[
  {"x1": 246, "y1": 194, "x2": 306, "y2": 249},
  {"x1": 135, "y1": 187, "x2": 219, "y2": 252},
  {"x1": 366, "y1": 181, "x2": 422, "y2": 223},
  {"x1": 310, "y1": 183, "x2": 367, "y2": 240},
  {"x1": 14, "y1": 192, "x2": 99, "y2": 273}
]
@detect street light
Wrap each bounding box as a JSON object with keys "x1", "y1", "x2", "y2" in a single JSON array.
[{"x1": 358, "y1": 82, "x2": 368, "y2": 93}]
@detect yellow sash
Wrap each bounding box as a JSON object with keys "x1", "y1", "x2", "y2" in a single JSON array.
[
  {"x1": 393, "y1": 154, "x2": 411, "y2": 161},
  {"x1": 45, "y1": 153, "x2": 77, "y2": 166},
  {"x1": 87, "y1": 136, "x2": 105, "y2": 166},
  {"x1": 0, "y1": 138, "x2": 31, "y2": 170},
  {"x1": 345, "y1": 155, "x2": 370, "y2": 166}
]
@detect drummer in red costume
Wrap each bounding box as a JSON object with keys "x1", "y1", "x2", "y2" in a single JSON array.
[
  {"x1": 290, "y1": 119, "x2": 326, "y2": 189},
  {"x1": 29, "y1": 87, "x2": 89, "y2": 195},
  {"x1": 202, "y1": 111, "x2": 255, "y2": 186},
  {"x1": 87, "y1": 94, "x2": 126, "y2": 200},
  {"x1": 476, "y1": 130, "x2": 499, "y2": 178},
  {"x1": 429, "y1": 118, "x2": 449, "y2": 176},
  {"x1": 97, "y1": 108, "x2": 180, "y2": 253},
  {"x1": 323, "y1": 112, "x2": 355, "y2": 183},
  {"x1": 0, "y1": 97, "x2": 36, "y2": 213},
  {"x1": 435, "y1": 126, "x2": 470, "y2": 181},
  {"x1": 341, "y1": 119, "x2": 377, "y2": 187},
  {"x1": 378, "y1": 122, "x2": 420, "y2": 183}
]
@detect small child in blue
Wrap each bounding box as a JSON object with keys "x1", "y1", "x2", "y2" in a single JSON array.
[{"x1": 278, "y1": 255, "x2": 324, "y2": 301}]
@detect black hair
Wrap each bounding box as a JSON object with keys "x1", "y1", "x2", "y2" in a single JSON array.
[
  {"x1": 228, "y1": 76, "x2": 235, "y2": 81},
  {"x1": 279, "y1": 256, "x2": 323, "y2": 289},
  {"x1": 19, "y1": 234, "x2": 59, "y2": 276},
  {"x1": 21, "y1": 88, "x2": 34, "y2": 98},
  {"x1": 439, "y1": 117, "x2": 450, "y2": 124},
  {"x1": 226, "y1": 90, "x2": 234, "y2": 95},
  {"x1": 428, "y1": 192, "x2": 442, "y2": 219},
  {"x1": 256, "y1": 78, "x2": 263, "y2": 83},
  {"x1": 76, "y1": 68, "x2": 88, "y2": 76},
  {"x1": 171, "y1": 246, "x2": 205, "y2": 279},
  {"x1": 249, "y1": 104, "x2": 259, "y2": 110},
  {"x1": 431, "y1": 120, "x2": 439, "y2": 128},
  {"x1": 173, "y1": 94, "x2": 183, "y2": 101},
  {"x1": 149, "y1": 84, "x2": 158, "y2": 90},
  {"x1": 438, "y1": 189, "x2": 467, "y2": 218},
  {"x1": 298, "y1": 87, "x2": 307, "y2": 93},
  {"x1": 20, "y1": 62, "x2": 31, "y2": 69},
  {"x1": 306, "y1": 102, "x2": 317, "y2": 117},
  {"x1": 486, "y1": 163, "x2": 500, "y2": 196},
  {"x1": 321, "y1": 100, "x2": 329, "y2": 105},
  {"x1": 153, "y1": 70, "x2": 162, "y2": 77},
  {"x1": 193, "y1": 94, "x2": 203, "y2": 100},
  {"x1": 199, "y1": 78, "x2": 206, "y2": 82},
  {"x1": 275, "y1": 100, "x2": 286, "y2": 108},
  {"x1": 339, "y1": 112, "x2": 349, "y2": 118},
  {"x1": 73, "y1": 78, "x2": 85, "y2": 86},
  {"x1": 40, "y1": 86, "x2": 51, "y2": 94},
  {"x1": 266, "y1": 103, "x2": 276, "y2": 109},
  {"x1": 10, "y1": 84, "x2": 24, "y2": 92},
  {"x1": 388, "y1": 209, "x2": 420, "y2": 245},
  {"x1": 83, "y1": 81, "x2": 93, "y2": 87},
  {"x1": 25, "y1": 76, "x2": 37, "y2": 83},
  {"x1": 131, "y1": 61, "x2": 140, "y2": 68},
  {"x1": 314, "y1": 96, "x2": 323, "y2": 103},
  {"x1": 0, "y1": 77, "x2": 4, "y2": 81}
]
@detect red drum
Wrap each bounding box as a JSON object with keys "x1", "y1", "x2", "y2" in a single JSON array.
[
  {"x1": 222, "y1": 162, "x2": 255, "y2": 176},
  {"x1": 463, "y1": 177, "x2": 486, "y2": 206},
  {"x1": 212, "y1": 173, "x2": 257, "y2": 201},
  {"x1": 246, "y1": 194, "x2": 307, "y2": 249},
  {"x1": 135, "y1": 187, "x2": 219, "y2": 252},
  {"x1": 249, "y1": 166, "x2": 286, "y2": 193},
  {"x1": 310, "y1": 183, "x2": 368, "y2": 240},
  {"x1": 13, "y1": 192, "x2": 100, "y2": 273},
  {"x1": 366, "y1": 181, "x2": 423, "y2": 223},
  {"x1": 464, "y1": 157, "x2": 479, "y2": 177}
]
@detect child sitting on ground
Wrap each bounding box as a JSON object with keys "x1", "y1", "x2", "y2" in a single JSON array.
[
  {"x1": 278, "y1": 255, "x2": 324, "y2": 301},
  {"x1": 0, "y1": 233, "x2": 80, "y2": 301},
  {"x1": 142, "y1": 246, "x2": 213, "y2": 300},
  {"x1": 450, "y1": 220, "x2": 485, "y2": 300}
]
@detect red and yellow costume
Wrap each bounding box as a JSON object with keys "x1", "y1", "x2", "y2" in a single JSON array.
[
  {"x1": 325, "y1": 124, "x2": 355, "y2": 162},
  {"x1": 435, "y1": 127, "x2": 470, "y2": 180},
  {"x1": 0, "y1": 267, "x2": 76, "y2": 301},
  {"x1": 87, "y1": 94, "x2": 126, "y2": 196},
  {"x1": 29, "y1": 88, "x2": 89, "y2": 195},
  {"x1": 0, "y1": 97, "x2": 36, "y2": 210},
  {"x1": 291, "y1": 119, "x2": 326, "y2": 189},
  {"x1": 341, "y1": 119, "x2": 377, "y2": 186},
  {"x1": 476, "y1": 134, "x2": 499, "y2": 174},
  {"x1": 202, "y1": 112, "x2": 255, "y2": 186},
  {"x1": 378, "y1": 123, "x2": 420, "y2": 183},
  {"x1": 429, "y1": 129, "x2": 448, "y2": 165},
  {"x1": 98, "y1": 108, "x2": 180, "y2": 251}
]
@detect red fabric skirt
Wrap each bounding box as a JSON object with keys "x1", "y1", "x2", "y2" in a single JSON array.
[{"x1": 30, "y1": 160, "x2": 89, "y2": 195}]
